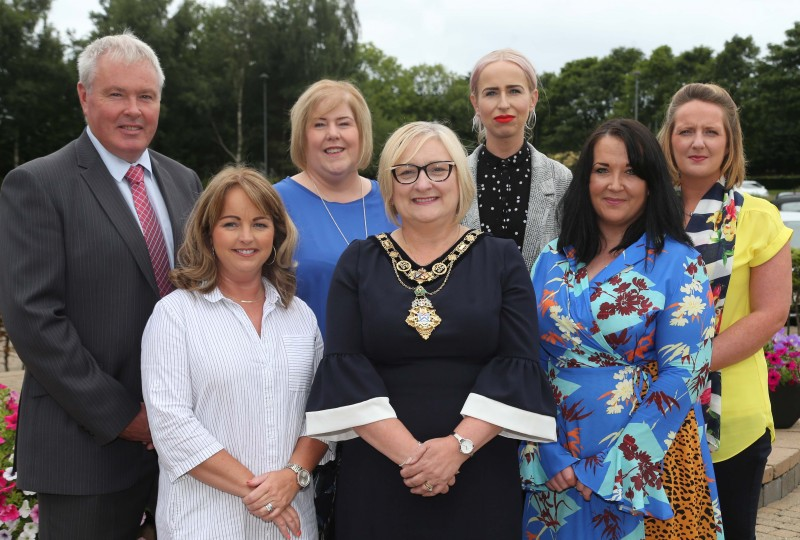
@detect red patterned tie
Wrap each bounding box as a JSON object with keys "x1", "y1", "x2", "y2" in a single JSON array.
[{"x1": 124, "y1": 165, "x2": 173, "y2": 297}]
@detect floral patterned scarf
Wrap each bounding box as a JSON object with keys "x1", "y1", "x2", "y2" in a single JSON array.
[{"x1": 684, "y1": 178, "x2": 744, "y2": 452}]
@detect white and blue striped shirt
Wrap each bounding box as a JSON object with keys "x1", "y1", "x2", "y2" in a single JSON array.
[{"x1": 142, "y1": 278, "x2": 327, "y2": 539}]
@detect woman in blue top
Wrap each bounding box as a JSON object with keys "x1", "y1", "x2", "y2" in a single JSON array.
[
  {"x1": 274, "y1": 80, "x2": 394, "y2": 338},
  {"x1": 521, "y1": 119, "x2": 724, "y2": 539}
]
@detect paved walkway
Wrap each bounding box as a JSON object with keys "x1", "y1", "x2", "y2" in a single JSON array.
[
  {"x1": 0, "y1": 366, "x2": 797, "y2": 536},
  {"x1": 758, "y1": 420, "x2": 800, "y2": 538}
]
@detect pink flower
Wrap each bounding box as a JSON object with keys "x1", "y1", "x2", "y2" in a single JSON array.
[
  {"x1": 699, "y1": 387, "x2": 711, "y2": 405},
  {"x1": 29, "y1": 503, "x2": 38, "y2": 524},
  {"x1": 0, "y1": 502, "x2": 20, "y2": 522},
  {"x1": 4, "y1": 411, "x2": 17, "y2": 431},
  {"x1": 768, "y1": 370, "x2": 782, "y2": 392}
]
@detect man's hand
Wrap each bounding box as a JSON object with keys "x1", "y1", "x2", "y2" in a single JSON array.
[{"x1": 119, "y1": 402, "x2": 154, "y2": 450}]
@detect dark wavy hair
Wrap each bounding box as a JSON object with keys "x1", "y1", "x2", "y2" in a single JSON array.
[{"x1": 558, "y1": 119, "x2": 690, "y2": 263}]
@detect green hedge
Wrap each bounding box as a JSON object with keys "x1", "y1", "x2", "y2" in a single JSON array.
[{"x1": 751, "y1": 176, "x2": 800, "y2": 191}]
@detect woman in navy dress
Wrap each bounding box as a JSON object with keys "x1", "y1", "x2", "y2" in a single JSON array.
[{"x1": 305, "y1": 122, "x2": 557, "y2": 539}]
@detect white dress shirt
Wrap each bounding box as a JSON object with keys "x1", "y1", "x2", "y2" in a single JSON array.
[
  {"x1": 142, "y1": 279, "x2": 327, "y2": 539},
  {"x1": 86, "y1": 126, "x2": 176, "y2": 265}
]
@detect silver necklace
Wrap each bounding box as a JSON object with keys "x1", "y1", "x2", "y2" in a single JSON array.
[{"x1": 308, "y1": 175, "x2": 368, "y2": 245}]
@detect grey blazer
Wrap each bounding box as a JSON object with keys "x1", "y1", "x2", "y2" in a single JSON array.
[
  {"x1": 0, "y1": 130, "x2": 202, "y2": 495},
  {"x1": 463, "y1": 142, "x2": 572, "y2": 270}
]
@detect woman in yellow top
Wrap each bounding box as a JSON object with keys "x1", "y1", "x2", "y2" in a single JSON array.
[{"x1": 658, "y1": 82, "x2": 792, "y2": 540}]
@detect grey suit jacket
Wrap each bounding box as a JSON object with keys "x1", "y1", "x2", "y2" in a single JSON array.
[
  {"x1": 0, "y1": 130, "x2": 202, "y2": 495},
  {"x1": 463, "y1": 143, "x2": 572, "y2": 270}
]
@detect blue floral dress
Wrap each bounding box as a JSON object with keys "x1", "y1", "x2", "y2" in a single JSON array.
[{"x1": 521, "y1": 235, "x2": 724, "y2": 539}]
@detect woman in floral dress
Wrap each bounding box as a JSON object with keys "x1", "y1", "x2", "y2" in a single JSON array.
[{"x1": 521, "y1": 119, "x2": 724, "y2": 539}]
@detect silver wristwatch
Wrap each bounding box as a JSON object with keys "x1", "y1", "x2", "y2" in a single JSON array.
[
  {"x1": 451, "y1": 432, "x2": 474, "y2": 456},
  {"x1": 286, "y1": 463, "x2": 311, "y2": 488}
]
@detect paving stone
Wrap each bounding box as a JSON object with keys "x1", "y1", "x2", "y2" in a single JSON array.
[
  {"x1": 764, "y1": 477, "x2": 784, "y2": 506},
  {"x1": 764, "y1": 464, "x2": 775, "y2": 483},
  {"x1": 773, "y1": 430, "x2": 800, "y2": 450},
  {"x1": 769, "y1": 447, "x2": 800, "y2": 477}
]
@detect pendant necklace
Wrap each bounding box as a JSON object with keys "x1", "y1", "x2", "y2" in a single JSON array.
[
  {"x1": 377, "y1": 229, "x2": 482, "y2": 340},
  {"x1": 308, "y1": 175, "x2": 368, "y2": 245}
]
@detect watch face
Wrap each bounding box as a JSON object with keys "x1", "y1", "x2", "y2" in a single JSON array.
[
  {"x1": 298, "y1": 469, "x2": 312, "y2": 488},
  {"x1": 460, "y1": 439, "x2": 474, "y2": 455}
]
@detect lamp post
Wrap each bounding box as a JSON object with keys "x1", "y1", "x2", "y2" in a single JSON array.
[
  {"x1": 633, "y1": 70, "x2": 640, "y2": 122},
  {"x1": 260, "y1": 72, "x2": 269, "y2": 176}
]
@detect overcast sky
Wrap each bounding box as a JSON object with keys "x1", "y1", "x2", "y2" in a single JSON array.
[{"x1": 49, "y1": 0, "x2": 800, "y2": 75}]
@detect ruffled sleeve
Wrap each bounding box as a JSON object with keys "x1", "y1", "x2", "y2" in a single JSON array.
[
  {"x1": 306, "y1": 241, "x2": 397, "y2": 441},
  {"x1": 571, "y1": 249, "x2": 714, "y2": 517},
  {"x1": 461, "y1": 240, "x2": 557, "y2": 442}
]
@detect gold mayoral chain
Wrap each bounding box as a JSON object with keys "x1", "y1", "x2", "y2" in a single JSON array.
[{"x1": 377, "y1": 230, "x2": 482, "y2": 340}]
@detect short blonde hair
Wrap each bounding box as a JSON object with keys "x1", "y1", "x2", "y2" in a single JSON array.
[
  {"x1": 172, "y1": 166, "x2": 299, "y2": 305},
  {"x1": 289, "y1": 80, "x2": 373, "y2": 171},
  {"x1": 469, "y1": 48, "x2": 539, "y2": 144},
  {"x1": 377, "y1": 122, "x2": 475, "y2": 226},
  {"x1": 657, "y1": 83, "x2": 746, "y2": 188}
]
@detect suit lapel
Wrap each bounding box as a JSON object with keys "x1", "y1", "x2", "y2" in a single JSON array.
[
  {"x1": 521, "y1": 144, "x2": 556, "y2": 264},
  {"x1": 75, "y1": 132, "x2": 161, "y2": 296},
  {"x1": 463, "y1": 146, "x2": 481, "y2": 230}
]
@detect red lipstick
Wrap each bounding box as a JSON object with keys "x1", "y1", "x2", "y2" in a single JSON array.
[{"x1": 494, "y1": 115, "x2": 514, "y2": 123}]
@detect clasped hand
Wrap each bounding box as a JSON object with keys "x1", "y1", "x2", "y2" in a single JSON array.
[
  {"x1": 546, "y1": 465, "x2": 593, "y2": 502},
  {"x1": 243, "y1": 469, "x2": 302, "y2": 539},
  {"x1": 399, "y1": 437, "x2": 466, "y2": 497}
]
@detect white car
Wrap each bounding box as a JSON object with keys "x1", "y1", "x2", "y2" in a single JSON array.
[
  {"x1": 741, "y1": 180, "x2": 769, "y2": 198},
  {"x1": 780, "y1": 211, "x2": 800, "y2": 249}
]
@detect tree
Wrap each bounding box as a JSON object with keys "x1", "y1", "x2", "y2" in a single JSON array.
[
  {"x1": 744, "y1": 23, "x2": 800, "y2": 175},
  {"x1": 537, "y1": 47, "x2": 643, "y2": 155},
  {"x1": 353, "y1": 42, "x2": 471, "y2": 172},
  {"x1": 0, "y1": 0, "x2": 80, "y2": 179},
  {"x1": 711, "y1": 35, "x2": 760, "y2": 101}
]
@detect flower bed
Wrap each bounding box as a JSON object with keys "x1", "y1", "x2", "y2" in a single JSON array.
[
  {"x1": 0, "y1": 384, "x2": 38, "y2": 538},
  {"x1": 765, "y1": 329, "x2": 800, "y2": 392}
]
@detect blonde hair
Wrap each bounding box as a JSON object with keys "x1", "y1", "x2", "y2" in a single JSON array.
[
  {"x1": 172, "y1": 166, "x2": 298, "y2": 305},
  {"x1": 469, "y1": 48, "x2": 539, "y2": 144},
  {"x1": 657, "y1": 83, "x2": 746, "y2": 188},
  {"x1": 289, "y1": 80, "x2": 373, "y2": 171},
  {"x1": 377, "y1": 122, "x2": 475, "y2": 226}
]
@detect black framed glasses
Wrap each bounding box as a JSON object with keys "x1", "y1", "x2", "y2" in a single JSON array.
[{"x1": 391, "y1": 161, "x2": 455, "y2": 184}]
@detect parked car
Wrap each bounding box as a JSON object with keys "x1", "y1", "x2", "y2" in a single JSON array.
[
  {"x1": 774, "y1": 192, "x2": 800, "y2": 212},
  {"x1": 740, "y1": 179, "x2": 769, "y2": 198},
  {"x1": 780, "y1": 211, "x2": 800, "y2": 249}
]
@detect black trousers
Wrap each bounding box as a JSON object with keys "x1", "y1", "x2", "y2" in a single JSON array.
[
  {"x1": 38, "y1": 461, "x2": 157, "y2": 540},
  {"x1": 713, "y1": 428, "x2": 771, "y2": 540}
]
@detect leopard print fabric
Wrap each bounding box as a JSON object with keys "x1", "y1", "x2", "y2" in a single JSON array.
[{"x1": 643, "y1": 362, "x2": 720, "y2": 539}]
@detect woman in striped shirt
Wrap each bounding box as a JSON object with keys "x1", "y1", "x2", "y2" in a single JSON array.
[{"x1": 142, "y1": 166, "x2": 330, "y2": 539}]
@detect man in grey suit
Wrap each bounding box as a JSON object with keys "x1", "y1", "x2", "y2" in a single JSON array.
[{"x1": 0, "y1": 32, "x2": 202, "y2": 538}]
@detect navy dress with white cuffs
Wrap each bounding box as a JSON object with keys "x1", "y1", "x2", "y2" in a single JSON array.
[{"x1": 306, "y1": 231, "x2": 556, "y2": 539}]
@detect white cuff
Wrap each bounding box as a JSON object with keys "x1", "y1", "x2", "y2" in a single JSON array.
[
  {"x1": 461, "y1": 393, "x2": 556, "y2": 442},
  {"x1": 306, "y1": 397, "x2": 397, "y2": 442}
]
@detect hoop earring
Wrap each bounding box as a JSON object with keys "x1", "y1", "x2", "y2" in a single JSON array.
[
  {"x1": 266, "y1": 246, "x2": 277, "y2": 266},
  {"x1": 524, "y1": 110, "x2": 537, "y2": 141}
]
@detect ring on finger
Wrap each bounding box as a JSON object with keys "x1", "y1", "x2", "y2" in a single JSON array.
[
  {"x1": 265, "y1": 502, "x2": 274, "y2": 513},
  {"x1": 423, "y1": 481, "x2": 434, "y2": 492}
]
